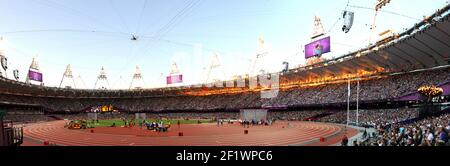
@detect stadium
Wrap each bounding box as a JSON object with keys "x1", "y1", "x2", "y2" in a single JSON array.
[{"x1": 0, "y1": 0, "x2": 450, "y2": 148}]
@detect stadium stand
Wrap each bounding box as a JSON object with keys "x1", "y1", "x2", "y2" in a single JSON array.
[{"x1": 0, "y1": 66, "x2": 449, "y2": 113}]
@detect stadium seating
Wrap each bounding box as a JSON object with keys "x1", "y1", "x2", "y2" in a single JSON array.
[{"x1": 1, "y1": 67, "x2": 449, "y2": 113}]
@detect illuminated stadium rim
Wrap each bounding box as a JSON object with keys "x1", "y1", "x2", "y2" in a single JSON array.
[
  {"x1": 1, "y1": 65, "x2": 449, "y2": 99},
  {"x1": 0, "y1": 4, "x2": 449, "y2": 97}
]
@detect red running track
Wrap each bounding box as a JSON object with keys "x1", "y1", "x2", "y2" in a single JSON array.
[{"x1": 22, "y1": 120, "x2": 358, "y2": 146}]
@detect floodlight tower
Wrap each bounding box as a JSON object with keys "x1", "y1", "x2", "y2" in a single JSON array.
[
  {"x1": 250, "y1": 37, "x2": 269, "y2": 76},
  {"x1": 25, "y1": 57, "x2": 43, "y2": 86},
  {"x1": 166, "y1": 61, "x2": 183, "y2": 87},
  {"x1": 205, "y1": 52, "x2": 226, "y2": 84},
  {"x1": 94, "y1": 67, "x2": 110, "y2": 90},
  {"x1": 59, "y1": 64, "x2": 76, "y2": 89},
  {"x1": 311, "y1": 16, "x2": 326, "y2": 40},
  {"x1": 305, "y1": 16, "x2": 327, "y2": 66},
  {"x1": 129, "y1": 65, "x2": 146, "y2": 89},
  {"x1": 171, "y1": 62, "x2": 180, "y2": 75}
]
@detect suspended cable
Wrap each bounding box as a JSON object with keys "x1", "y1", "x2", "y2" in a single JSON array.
[
  {"x1": 348, "y1": 5, "x2": 421, "y2": 21},
  {"x1": 5, "y1": 37, "x2": 125, "y2": 72},
  {"x1": 139, "y1": 0, "x2": 197, "y2": 36},
  {"x1": 138, "y1": 34, "x2": 213, "y2": 49},
  {"x1": 122, "y1": 0, "x2": 203, "y2": 75},
  {"x1": 327, "y1": 0, "x2": 350, "y2": 33},
  {"x1": 109, "y1": 0, "x2": 132, "y2": 33},
  {"x1": 0, "y1": 29, "x2": 130, "y2": 37},
  {"x1": 152, "y1": 0, "x2": 202, "y2": 38},
  {"x1": 136, "y1": 0, "x2": 149, "y2": 35},
  {"x1": 137, "y1": 0, "x2": 203, "y2": 58}
]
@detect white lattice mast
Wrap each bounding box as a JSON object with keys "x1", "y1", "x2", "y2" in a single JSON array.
[
  {"x1": 311, "y1": 16, "x2": 326, "y2": 40},
  {"x1": 250, "y1": 37, "x2": 269, "y2": 76},
  {"x1": 205, "y1": 52, "x2": 226, "y2": 83},
  {"x1": 94, "y1": 66, "x2": 110, "y2": 90},
  {"x1": 59, "y1": 64, "x2": 76, "y2": 88},
  {"x1": 112, "y1": 75, "x2": 127, "y2": 89},
  {"x1": 129, "y1": 65, "x2": 146, "y2": 89},
  {"x1": 75, "y1": 75, "x2": 87, "y2": 89},
  {"x1": 171, "y1": 61, "x2": 180, "y2": 75}
]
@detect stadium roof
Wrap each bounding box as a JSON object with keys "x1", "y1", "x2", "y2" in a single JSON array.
[{"x1": 281, "y1": 4, "x2": 450, "y2": 81}]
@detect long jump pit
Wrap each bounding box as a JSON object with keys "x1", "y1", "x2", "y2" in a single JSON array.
[{"x1": 22, "y1": 120, "x2": 358, "y2": 146}]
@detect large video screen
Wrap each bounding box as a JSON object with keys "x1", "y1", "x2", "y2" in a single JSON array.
[
  {"x1": 305, "y1": 36, "x2": 331, "y2": 59},
  {"x1": 28, "y1": 70, "x2": 43, "y2": 82},
  {"x1": 166, "y1": 74, "x2": 183, "y2": 84}
]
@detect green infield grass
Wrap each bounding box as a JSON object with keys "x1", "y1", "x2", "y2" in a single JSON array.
[{"x1": 87, "y1": 119, "x2": 214, "y2": 127}]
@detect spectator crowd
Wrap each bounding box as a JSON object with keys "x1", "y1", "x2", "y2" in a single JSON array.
[{"x1": 0, "y1": 67, "x2": 449, "y2": 112}]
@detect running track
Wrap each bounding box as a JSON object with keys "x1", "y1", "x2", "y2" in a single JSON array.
[{"x1": 22, "y1": 120, "x2": 358, "y2": 146}]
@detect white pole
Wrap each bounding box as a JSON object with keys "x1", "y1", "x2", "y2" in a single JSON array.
[
  {"x1": 356, "y1": 79, "x2": 359, "y2": 126},
  {"x1": 347, "y1": 76, "x2": 350, "y2": 127}
]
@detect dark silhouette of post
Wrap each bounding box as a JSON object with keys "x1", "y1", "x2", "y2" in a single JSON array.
[{"x1": 0, "y1": 111, "x2": 4, "y2": 146}]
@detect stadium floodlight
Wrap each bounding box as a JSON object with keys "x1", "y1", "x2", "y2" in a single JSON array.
[
  {"x1": 342, "y1": 11, "x2": 354, "y2": 33},
  {"x1": 13, "y1": 69, "x2": 19, "y2": 81},
  {"x1": 375, "y1": 0, "x2": 391, "y2": 11},
  {"x1": 282, "y1": 61, "x2": 289, "y2": 73}
]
